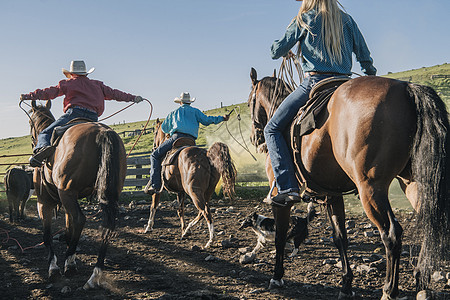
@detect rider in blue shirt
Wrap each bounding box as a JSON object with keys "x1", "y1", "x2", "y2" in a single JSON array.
[{"x1": 144, "y1": 92, "x2": 229, "y2": 195}]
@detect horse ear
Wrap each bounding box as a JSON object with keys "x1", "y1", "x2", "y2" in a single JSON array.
[
  {"x1": 156, "y1": 118, "x2": 160, "y2": 124},
  {"x1": 250, "y1": 67, "x2": 258, "y2": 86},
  {"x1": 45, "y1": 100, "x2": 51, "y2": 110},
  {"x1": 31, "y1": 100, "x2": 37, "y2": 109},
  {"x1": 272, "y1": 69, "x2": 276, "y2": 78}
]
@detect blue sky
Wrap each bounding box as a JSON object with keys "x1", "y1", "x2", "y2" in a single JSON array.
[{"x1": 0, "y1": 0, "x2": 448, "y2": 139}]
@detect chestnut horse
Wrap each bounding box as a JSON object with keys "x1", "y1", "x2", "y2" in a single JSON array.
[
  {"x1": 248, "y1": 68, "x2": 449, "y2": 299},
  {"x1": 29, "y1": 100, "x2": 127, "y2": 289},
  {"x1": 144, "y1": 119, "x2": 237, "y2": 249}
]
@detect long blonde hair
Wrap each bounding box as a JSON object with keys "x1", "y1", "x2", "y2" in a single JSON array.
[{"x1": 295, "y1": 0, "x2": 344, "y2": 64}]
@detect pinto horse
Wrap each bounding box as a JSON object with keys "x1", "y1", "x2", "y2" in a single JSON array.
[
  {"x1": 144, "y1": 119, "x2": 237, "y2": 249},
  {"x1": 28, "y1": 100, "x2": 127, "y2": 289},
  {"x1": 248, "y1": 68, "x2": 450, "y2": 299}
]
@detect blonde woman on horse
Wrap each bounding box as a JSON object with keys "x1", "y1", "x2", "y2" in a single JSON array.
[
  {"x1": 144, "y1": 92, "x2": 229, "y2": 195},
  {"x1": 20, "y1": 60, "x2": 144, "y2": 167},
  {"x1": 265, "y1": 0, "x2": 377, "y2": 206}
]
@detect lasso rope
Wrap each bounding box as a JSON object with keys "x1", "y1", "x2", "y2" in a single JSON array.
[
  {"x1": 224, "y1": 107, "x2": 257, "y2": 161},
  {"x1": 212, "y1": 106, "x2": 257, "y2": 161},
  {"x1": 0, "y1": 209, "x2": 103, "y2": 253},
  {"x1": 19, "y1": 99, "x2": 154, "y2": 159},
  {"x1": 268, "y1": 50, "x2": 304, "y2": 119}
]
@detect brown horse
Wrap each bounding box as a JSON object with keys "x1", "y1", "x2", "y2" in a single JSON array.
[
  {"x1": 29, "y1": 100, "x2": 127, "y2": 289},
  {"x1": 144, "y1": 119, "x2": 237, "y2": 249},
  {"x1": 248, "y1": 68, "x2": 450, "y2": 299}
]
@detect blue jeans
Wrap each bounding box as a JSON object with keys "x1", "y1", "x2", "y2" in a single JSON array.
[
  {"x1": 149, "y1": 132, "x2": 195, "y2": 190},
  {"x1": 263, "y1": 74, "x2": 332, "y2": 194},
  {"x1": 35, "y1": 107, "x2": 98, "y2": 151}
]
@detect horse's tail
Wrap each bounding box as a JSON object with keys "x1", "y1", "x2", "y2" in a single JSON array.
[
  {"x1": 408, "y1": 83, "x2": 450, "y2": 285},
  {"x1": 207, "y1": 142, "x2": 237, "y2": 199},
  {"x1": 95, "y1": 130, "x2": 123, "y2": 237}
]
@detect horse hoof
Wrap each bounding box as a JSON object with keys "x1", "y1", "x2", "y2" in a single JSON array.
[
  {"x1": 64, "y1": 265, "x2": 78, "y2": 277},
  {"x1": 381, "y1": 292, "x2": 397, "y2": 300},
  {"x1": 268, "y1": 278, "x2": 284, "y2": 289},
  {"x1": 83, "y1": 267, "x2": 113, "y2": 290},
  {"x1": 416, "y1": 290, "x2": 433, "y2": 300},
  {"x1": 338, "y1": 290, "x2": 355, "y2": 299},
  {"x1": 48, "y1": 268, "x2": 61, "y2": 282}
]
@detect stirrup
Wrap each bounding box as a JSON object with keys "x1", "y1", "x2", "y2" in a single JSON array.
[{"x1": 29, "y1": 156, "x2": 43, "y2": 167}]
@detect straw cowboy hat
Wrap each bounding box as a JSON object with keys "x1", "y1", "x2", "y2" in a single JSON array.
[
  {"x1": 174, "y1": 92, "x2": 196, "y2": 104},
  {"x1": 62, "y1": 60, "x2": 95, "y2": 78}
]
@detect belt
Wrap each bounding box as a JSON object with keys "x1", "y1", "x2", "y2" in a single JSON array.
[
  {"x1": 72, "y1": 106, "x2": 97, "y2": 114},
  {"x1": 307, "y1": 71, "x2": 346, "y2": 76}
]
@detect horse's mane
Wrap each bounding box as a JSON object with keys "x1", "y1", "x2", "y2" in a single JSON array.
[
  {"x1": 29, "y1": 104, "x2": 55, "y2": 142},
  {"x1": 258, "y1": 76, "x2": 292, "y2": 118}
]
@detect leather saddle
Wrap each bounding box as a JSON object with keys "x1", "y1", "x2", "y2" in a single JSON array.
[
  {"x1": 162, "y1": 137, "x2": 196, "y2": 166},
  {"x1": 289, "y1": 76, "x2": 357, "y2": 202},
  {"x1": 50, "y1": 118, "x2": 94, "y2": 147},
  {"x1": 294, "y1": 76, "x2": 350, "y2": 137}
]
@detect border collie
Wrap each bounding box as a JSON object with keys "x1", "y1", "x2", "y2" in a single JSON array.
[{"x1": 239, "y1": 202, "x2": 316, "y2": 257}]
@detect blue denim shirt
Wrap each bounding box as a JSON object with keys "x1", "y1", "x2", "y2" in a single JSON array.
[
  {"x1": 161, "y1": 104, "x2": 224, "y2": 138},
  {"x1": 271, "y1": 9, "x2": 377, "y2": 76}
]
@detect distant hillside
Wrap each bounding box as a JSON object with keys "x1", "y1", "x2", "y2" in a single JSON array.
[{"x1": 383, "y1": 63, "x2": 450, "y2": 106}]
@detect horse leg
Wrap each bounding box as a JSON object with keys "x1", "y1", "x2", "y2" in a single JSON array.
[
  {"x1": 396, "y1": 177, "x2": 430, "y2": 290},
  {"x1": 144, "y1": 192, "x2": 161, "y2": 233},
  {"x1": 359, "y1": 183, "x2": 402, "y2": 300},
  {"x1": 19, "y1": 194, "x2": 27, "y2": 220},
  {"x1": 202, "y1": 205, "x2": 214, "y2": 249},
  {"x1": 187, "y1": 191, "x2": 214, "y2": 249},
  {"x1": 59, "y1": 190, "x2": 86, "y2": 277},
  {"x1": 269, "y1": 205, "x2": 291, "y2": 289},
  {"x1": 38, "y1": 200, "x2": 61, "y2": 280},
  {"x1": 181, "y1": 212, "x2": 202, "y2": 240},
  {"x1": 13, "y1": 195, "x2": 20, "y2": 222},
  {"x1": 326, "y1": 196, "x2": 354, "y2": 299},
  {"x1": 176, "y1": 193, "x2": 187, "y2": 233}
]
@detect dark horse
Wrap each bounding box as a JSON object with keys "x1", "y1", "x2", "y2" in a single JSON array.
[
  {"x1": 29, "y1": 100, "x2": 127, "y2": 289},
  {"x1": 144, "y1": 119, "x2": 237, "y2": 249},
  {"x1": 248, "y1": 68, "x2": 449, "y2": 299}
]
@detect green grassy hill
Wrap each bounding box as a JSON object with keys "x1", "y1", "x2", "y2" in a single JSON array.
[{"x1": 383, "y1": 63, "x2": 450, "y2": 106}]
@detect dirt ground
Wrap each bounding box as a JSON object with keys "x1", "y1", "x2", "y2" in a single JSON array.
[{"x1": 1, "y1": 195, "x2": 449, "y2": 300}]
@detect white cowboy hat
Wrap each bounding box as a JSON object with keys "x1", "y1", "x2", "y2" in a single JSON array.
[
  {"x1": 174, "y1": 92, "x2": 196, "y2": 104},
  {"x1": 62, "y1": 60, "x2": 95, "y2": 78}
]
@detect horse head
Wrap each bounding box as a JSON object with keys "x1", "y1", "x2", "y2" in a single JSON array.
[
  {"x1": 29, "y1": 100, "x2": 55, "y2": 148},
  {"x1": 248, "y1": 68, "x2": 291, "y2": 153}
]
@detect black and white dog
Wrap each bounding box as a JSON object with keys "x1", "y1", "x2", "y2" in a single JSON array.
[{"x1": 239, "y1": 202, "x2": 316, "y2": 257}]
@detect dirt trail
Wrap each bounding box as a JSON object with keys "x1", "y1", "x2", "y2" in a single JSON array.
[{"x1": 1, "y1": 197, "x2": 449, "y2": 299}]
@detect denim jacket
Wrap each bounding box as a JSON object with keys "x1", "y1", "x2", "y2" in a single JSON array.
[{"x1": 271, "y1": 9, "x2": 377, "y2": 76}]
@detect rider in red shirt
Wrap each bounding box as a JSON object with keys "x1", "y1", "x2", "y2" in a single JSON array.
[{"x1": 21, "y1": 60, "x2": 144, "y2": 167}]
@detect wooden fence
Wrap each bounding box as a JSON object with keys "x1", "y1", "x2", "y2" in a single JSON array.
[
  {"x1": 123, "y1": 150, "x2": 268, "y2": 196},
  {"x1": 123, "y1": 151, "x2": 151, "y2": 196},
  {"x1": 0, "y1": 150, "x2": 268, "y2": 195}
]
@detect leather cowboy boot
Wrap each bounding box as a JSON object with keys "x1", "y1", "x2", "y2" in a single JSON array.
[
  {"x1": 29, "y1": 146, "x2": 55, "y2": 167},
  {"x1": 143, "y1": 180, "x2": 159, "y2": 195}
]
